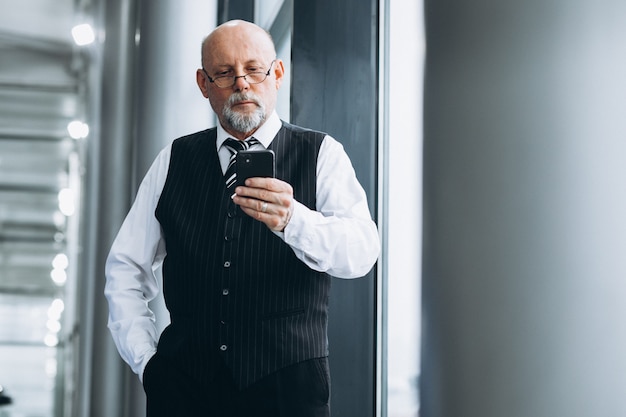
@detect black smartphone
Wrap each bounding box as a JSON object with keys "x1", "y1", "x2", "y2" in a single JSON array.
[{"x1": 236, "y1": 149, "x2": 275, "y2": 187}]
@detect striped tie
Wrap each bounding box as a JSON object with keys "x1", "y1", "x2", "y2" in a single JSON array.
[{"x1": 223, "y1": 138, "x2": 261, "y2": 189}]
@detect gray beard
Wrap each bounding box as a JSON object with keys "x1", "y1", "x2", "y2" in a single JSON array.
[{"x1": 222, "y1": 93, "x2": 266, "y2": 134}]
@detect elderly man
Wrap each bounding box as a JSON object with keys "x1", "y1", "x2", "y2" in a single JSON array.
[{"x1": 105, "y1": 19, "x2": 379, "y2": 417}]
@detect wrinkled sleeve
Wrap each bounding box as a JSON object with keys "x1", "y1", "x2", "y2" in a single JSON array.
[
  {"x1": 279, "y1": 136, "x2": 380, "y2": 278},
  {"x1": 104, "y1": 145, "x2": 170, "y2": 379}
]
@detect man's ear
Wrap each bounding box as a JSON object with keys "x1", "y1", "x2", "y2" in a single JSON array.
[
  {"x1": 273, "y1": 59, "x2": 285, "y2": 89},
  {"x1": 196, "y1": 69, "x2": 210, "y2": 98}
]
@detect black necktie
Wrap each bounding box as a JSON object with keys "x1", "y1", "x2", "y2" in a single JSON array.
[{"x1": 223, "y1": 138, "x2": 261, "y2": 189}]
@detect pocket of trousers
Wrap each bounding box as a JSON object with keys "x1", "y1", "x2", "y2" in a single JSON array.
[{"x1": 311, "y1": 357, "x2": 331, "y2": 403}]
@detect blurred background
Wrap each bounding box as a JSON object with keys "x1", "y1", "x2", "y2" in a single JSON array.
[
  {"x1": 2, "y1": 0, "x2": 626, "y2": 417},
  {"x1": 0, "y1": 0, "x2": 421, "y2": 416},
  {"x1": 0, "y1": 0, "x2": 87, "y2": 415}
]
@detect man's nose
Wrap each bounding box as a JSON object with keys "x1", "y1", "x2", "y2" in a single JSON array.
[{"x1": 232, "y1": 74, "x2": 250, "y2": 91}]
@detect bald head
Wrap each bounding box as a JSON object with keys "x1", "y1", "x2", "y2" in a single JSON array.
[{"x1": 201, "y1": 20, "x2": 276, "y2": 69}]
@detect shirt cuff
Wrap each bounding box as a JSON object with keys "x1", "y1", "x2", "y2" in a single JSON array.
[
  {"x1": 273, "y1": 200, "x2": 310, "y2": 245},
  {"x1": 138, "y1": 348, "x2": 158, "y2": 383}
]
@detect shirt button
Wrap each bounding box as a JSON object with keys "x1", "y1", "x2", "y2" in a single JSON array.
[
  {"x1": 220, "y1": 344, "x2": 228, "y2": 351},
  {"x1": 224, "y1": 261, "x2": 231, "y2": 268},
  {"x1": 222, "y1": 289, "x2": 229, "y2": 296}
]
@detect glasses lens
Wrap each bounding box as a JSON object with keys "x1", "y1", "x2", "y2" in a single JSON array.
[
  {"x1": 212, "y1": 72, "x2": 268, "y2": 88},
  {"x1": 214, "y1": 77, "x2": 234, "y2": 88},
  {"x1": 246, "y1": 72, "x2": 267, "y2": 84}
]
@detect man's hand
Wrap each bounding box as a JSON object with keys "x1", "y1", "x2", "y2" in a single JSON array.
[{"x1": 232, "y1": 177, "x2": 294, "y2": 232}]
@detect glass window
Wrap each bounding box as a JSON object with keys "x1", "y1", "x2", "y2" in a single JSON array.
[
  {"x1": 254, "y1": 0, "x2": 286, "y2": 29},
  {"x1": 384, "y1": 0, "x2": 425, "y2": 416},
  {"x1": 0, "y1": 1, "x2": 86, "y2": 415},
  {"x1": 255, "y1": 0, "x2": 292, "y2": 122}
]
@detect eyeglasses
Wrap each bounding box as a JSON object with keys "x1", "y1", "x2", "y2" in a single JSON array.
[{"x1": 203, "y1": 60, "x2": 276, "y2": 89}]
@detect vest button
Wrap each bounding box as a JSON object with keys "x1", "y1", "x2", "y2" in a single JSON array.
[
  {"x1": 223, "y1": 261, "x2": 231, "y2": 268},
  {"x1": 222, "y1": 288, "x2": 229, "y2": 295},
  {"x1": 220, "y1": 344, "x2": 228, "y2": 351}
]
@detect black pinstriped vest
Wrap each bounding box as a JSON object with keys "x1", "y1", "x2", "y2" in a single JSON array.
[{"x1": 154, "y1": 122, "x2": 329, "y2": 388}]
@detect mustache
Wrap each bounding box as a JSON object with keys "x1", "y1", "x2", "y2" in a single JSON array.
[{"x1": 225, "y1": 92, "x2": 262, "y2": 109}]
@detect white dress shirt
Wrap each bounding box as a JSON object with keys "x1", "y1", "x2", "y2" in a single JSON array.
[{"x1": 105, "y1": 111, "x2": 380, "y2": 378}]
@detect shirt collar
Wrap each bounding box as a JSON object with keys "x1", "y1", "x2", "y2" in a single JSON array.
[{"x1": 216, "y1": 111, "x2": 282, "y2": 150}]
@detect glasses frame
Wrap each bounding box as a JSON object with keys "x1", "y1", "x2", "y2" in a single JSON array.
[{"x1": 202, "y1": 60, "x2": 276, "y2": 89}]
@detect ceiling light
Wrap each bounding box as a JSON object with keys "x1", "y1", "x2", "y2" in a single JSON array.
[
  {"x1": 46, "y1": 319, "x2": 62, "y2": 333},
  {"x1": 50, "y1": 269, "x2": 67, "y2": 286},
  {"x1": 71, "y1": 23, "x2": 95, "y2": 46},
  {"x1": 47, "y1": 299, "x2": 65, "y2": 320},
  {"x1": 52, "y1": 253, "x2": 69, "y2": 270},
  {"x1": 44, "y1": 334, "x2": 59, "y2": 348},
  {"x1": 67, "y1": 120, "x2": 89, "y2": 139},
  {"x1": 58, "y1": 188, "x2": 75, "y2": 216}
]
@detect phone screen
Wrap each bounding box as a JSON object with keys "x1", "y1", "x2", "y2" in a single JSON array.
[{"x1": 236, "y1": 149, "x2": 275, "y2": 187}]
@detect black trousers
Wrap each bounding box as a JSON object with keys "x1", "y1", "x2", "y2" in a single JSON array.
[{"x1": 143, "y1": 353, "x2": 331, "y2": 417}]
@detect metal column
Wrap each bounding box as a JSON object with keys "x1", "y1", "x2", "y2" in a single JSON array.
[{"x1": 80, "y1": 0, "x2": 139, "y2": 416}]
